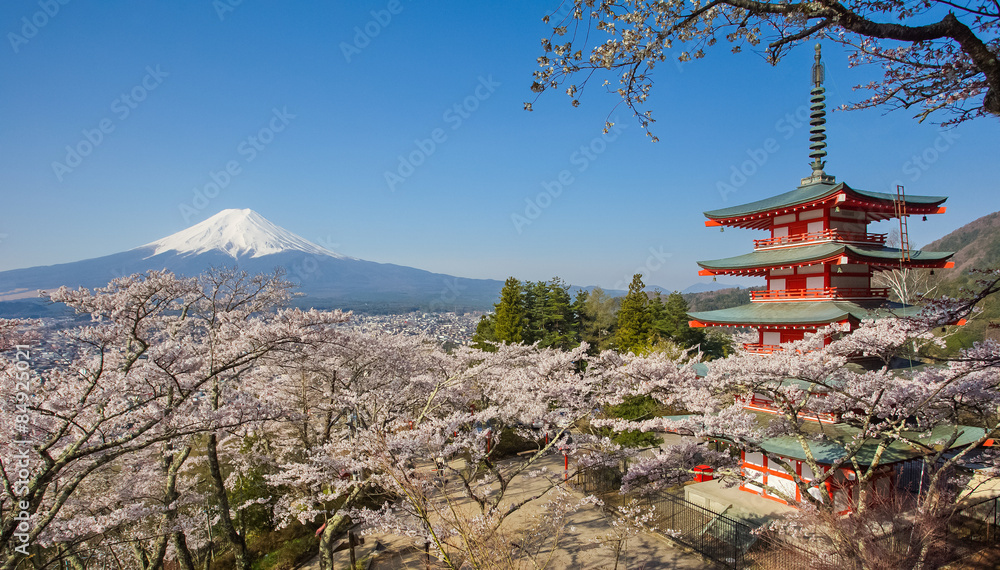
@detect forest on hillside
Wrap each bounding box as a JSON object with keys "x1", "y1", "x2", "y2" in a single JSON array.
[{"x1": 471, "y1": 275, "x2": 733, "y2": 358}]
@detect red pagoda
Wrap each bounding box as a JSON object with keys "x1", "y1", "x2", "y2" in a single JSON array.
[
  {"x1": 687, "y1": 45, "x2": 955, "y2": 353},
  {"x1": 679, "y1": 46, "x2": 972, "y2": 512}
]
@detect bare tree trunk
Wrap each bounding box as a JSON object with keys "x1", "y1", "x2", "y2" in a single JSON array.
[
  {"x1": 206, "y1": 432, "x2": 252, "y2": 570},
  {"x1": 172, "y1": 532, "x2": 197, "y2": 570},
  {"x1": 132, "y1": 542, "x2": 151, "y2": 570},
  {"x1": 318, "y1": 514, "x2": 352, "y2": 570},
  {"x1": 318, "y1": 484, "x2": 363, "y2": 570}
]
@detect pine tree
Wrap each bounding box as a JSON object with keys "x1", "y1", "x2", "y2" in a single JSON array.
[
  {"x1": 614, "y1": 274, "x2": 652, "y2": 354},
  {"x1": 470, "y1": 314, "x2": 497, "y2": 351},
  {"x1": 539, "y1": 277, "x2": 576, "y2": 349},
  {"x1": 522, "y1": 281, "x2": 548, "y2": 344},
  {"x1": 579, "y1": 287, "x2": 617, "y2": 353},
  {"x1": 493, "y1": 277, "x2": 526, "y2": 344}
]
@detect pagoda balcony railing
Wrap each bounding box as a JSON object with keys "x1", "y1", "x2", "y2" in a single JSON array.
[
  {"x1": 754, "y1": 229, "x2": 887, "y2": 250},
  {"x1": 742, "y1": 343, "x2": 783, "y2": 354},
  {"x1": 751, "y1": 287, "x2": 889, "y2": 301}
]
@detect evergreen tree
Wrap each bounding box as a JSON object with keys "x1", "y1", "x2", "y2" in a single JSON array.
[
  {"x1": 522, "y1": 280, "x2": 548, "y2": 344},
  {"x1": 649, "y1": 293, "x2": 667, "y2": 338},
  {"x1": 662, "y1": 291, "x2": 692, "y2": 340},
  {"x1": 572, "y1": 289, "x2": 590, "y2": 342},
  {"x1": 578, "y1": 287, "x2": 618, "y2": 353},
  {"x1": 539, "y1": 277, "x2": 576, "y2": 349},
  {"x1": 492, "y1": 277, "x2": 525, "y2": 344},
  {"x1": 614, "y1": 274, "x2": 651, "y2": 354},
  {"x1": 470, "y1": 314, "x2": 497, "y2": 351}
]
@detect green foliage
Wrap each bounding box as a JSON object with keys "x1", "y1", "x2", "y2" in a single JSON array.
[
  {"x1": 614, "y1": 275, "x2": 652, "y2": 353},
  {"x1": 217, "y1": 523, "x2": 317, "y2": 570},
  {"x1": 611, "y1": 429, "x2": 662, "y2": 448},
  {"x1": 471, "y1": 274, "x2": 736, "y2": 358},
  {"x1": 471, "y1": 276, "x2": 583, "y2": 350},
  {"x1": 683, "y1": 287, "x2": 756, "y2": 312},
  {"x1": 603, "y1": 395, "x2": 666, "y2": 448},
  {"x1": 471, "y1": 314, "x2": 497, "y2": 351},
  {"x1": 251, "y1": 534, "x2": 318, "y2": 570},
  {"x1": 577, "y1": 287, "x2": 618, "y2": 353},
  {"x1": 230, "y1": 436, "x2": 277, "y2": 539},
  {"x1": 494, "y1": 277, "x2": 526, "y2": 344},
  {"x1": 606, "y1": 395, "x2": 661, "y2": 421}
]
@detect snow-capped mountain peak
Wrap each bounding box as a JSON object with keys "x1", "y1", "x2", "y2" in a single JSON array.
[{"x1": 141, "y1": 209, "x2": 348, "y2": 259}]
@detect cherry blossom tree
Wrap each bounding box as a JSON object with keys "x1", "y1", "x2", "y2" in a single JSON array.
[
  {"x1": 268, "y1": 336, "x2": 625, "y2": 569},
  {"x1": 0, "y1": 269, "x2": 347, "y2": 570},
  {"x1": 531, "y1": 0, "x2": 1000, "y2": 131}
]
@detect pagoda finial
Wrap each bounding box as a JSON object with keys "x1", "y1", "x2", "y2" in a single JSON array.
[{"x1": 802, "y1": 43, "x2": 835, "y2": 186}]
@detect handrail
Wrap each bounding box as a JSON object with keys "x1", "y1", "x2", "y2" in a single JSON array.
[
  {"x1": 754, "y1": 229, "x2": 887, "y2": 249},
  {"x1": 751, "y1": 287, "x2": 889, "y2": 301},
  {"x1": 742, "y1": 343, "x2": 783, "y2": 354}
]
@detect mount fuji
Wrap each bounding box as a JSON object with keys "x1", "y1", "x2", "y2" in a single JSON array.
[{"x1": 0, "y1": 209, "x2": 504, "y2": 316}]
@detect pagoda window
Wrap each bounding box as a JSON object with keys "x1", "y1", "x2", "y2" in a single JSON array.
[
  {"x1": 807, "y1": 220, "x2": 824, "y2": 234},
  {"x1": 774, "y1": 213, "x2": 796, "y2": 225},
  {"x1": 772, "y1": 226, "x2": 789, "y2": 240},
  {"x1": 762, "y1": 331, "x2": 781, "y2": 345},
  {"x1": 770, "y1": 268, "x2": 794, "y2": 277},
  {"x1": 770, "y1": 278, "x2": 786, "y2": 291},
  {"x1": 806, "y1": 275, "x2": 825, "y2": 290}
]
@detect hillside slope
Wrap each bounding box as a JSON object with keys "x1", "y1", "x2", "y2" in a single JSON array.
[
  {"x1": 923, "y1": 211, "x2": 1000, "y2": 279},
  {"x1": 922, "y1": 210, "x2": 1000, "y2": 347}
]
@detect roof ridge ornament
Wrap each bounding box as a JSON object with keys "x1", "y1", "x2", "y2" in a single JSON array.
[{"x1": 802, "y1": 44, "x2": 836, "y2": 186}]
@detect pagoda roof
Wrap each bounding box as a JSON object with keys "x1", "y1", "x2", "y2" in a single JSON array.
[
  {"x1": 704, "y1": 181, "x2": 947, "y2": 229},
  {"x1": 760, "y1": 421, "x2": 985, "y2": 466},
  {"x1": 697, "y1": 243, "x2": 954, "y2": 275},
  {"x1": 688, "y1": 299, "x2": 923, "y2": 327}
]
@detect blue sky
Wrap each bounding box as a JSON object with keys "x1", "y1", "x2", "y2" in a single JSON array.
[{"x1": 1, "y1": 0, "x2": 997, "y2": 292}]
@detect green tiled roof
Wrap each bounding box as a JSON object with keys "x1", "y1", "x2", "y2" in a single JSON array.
[
  {"x1": 704, "y1": 182, "x2": 947, "y2": 220},
  {"x1": 698, "y1": 244, "x2": 954, "y2": 272},
  {"x1": 688, "y1": 300, "x2": 923, "y2": 326},
  {"x1": 760, "y1": 423, "x2": 986, "y2": 466}
]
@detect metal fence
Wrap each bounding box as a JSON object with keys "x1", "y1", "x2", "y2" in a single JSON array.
[
  {"x1": 574, "y1": 460, "x2": 1000, "y2": 569},
  {"x1": 953, "y1": 494, "x2": 1000, "y2": 545},
  {"x1": 574, "y1": 464, "x2": 764, "y2": 569},
  {"x1": 636, "y1": 488, "x2": 756, "y2": 568}
]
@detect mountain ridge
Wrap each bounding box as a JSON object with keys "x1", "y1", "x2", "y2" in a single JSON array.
[{"x1": 0, "y1": 209, "x2": 505, "y2": 315}]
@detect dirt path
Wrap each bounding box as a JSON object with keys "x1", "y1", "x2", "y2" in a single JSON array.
[{"x1": 297, "y1": 454, "x2": 714, "y2": 569}]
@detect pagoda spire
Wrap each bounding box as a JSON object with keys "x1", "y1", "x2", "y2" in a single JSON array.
[{"x1": 802, "y1": 44, "x2": 835, "y2": 185}]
